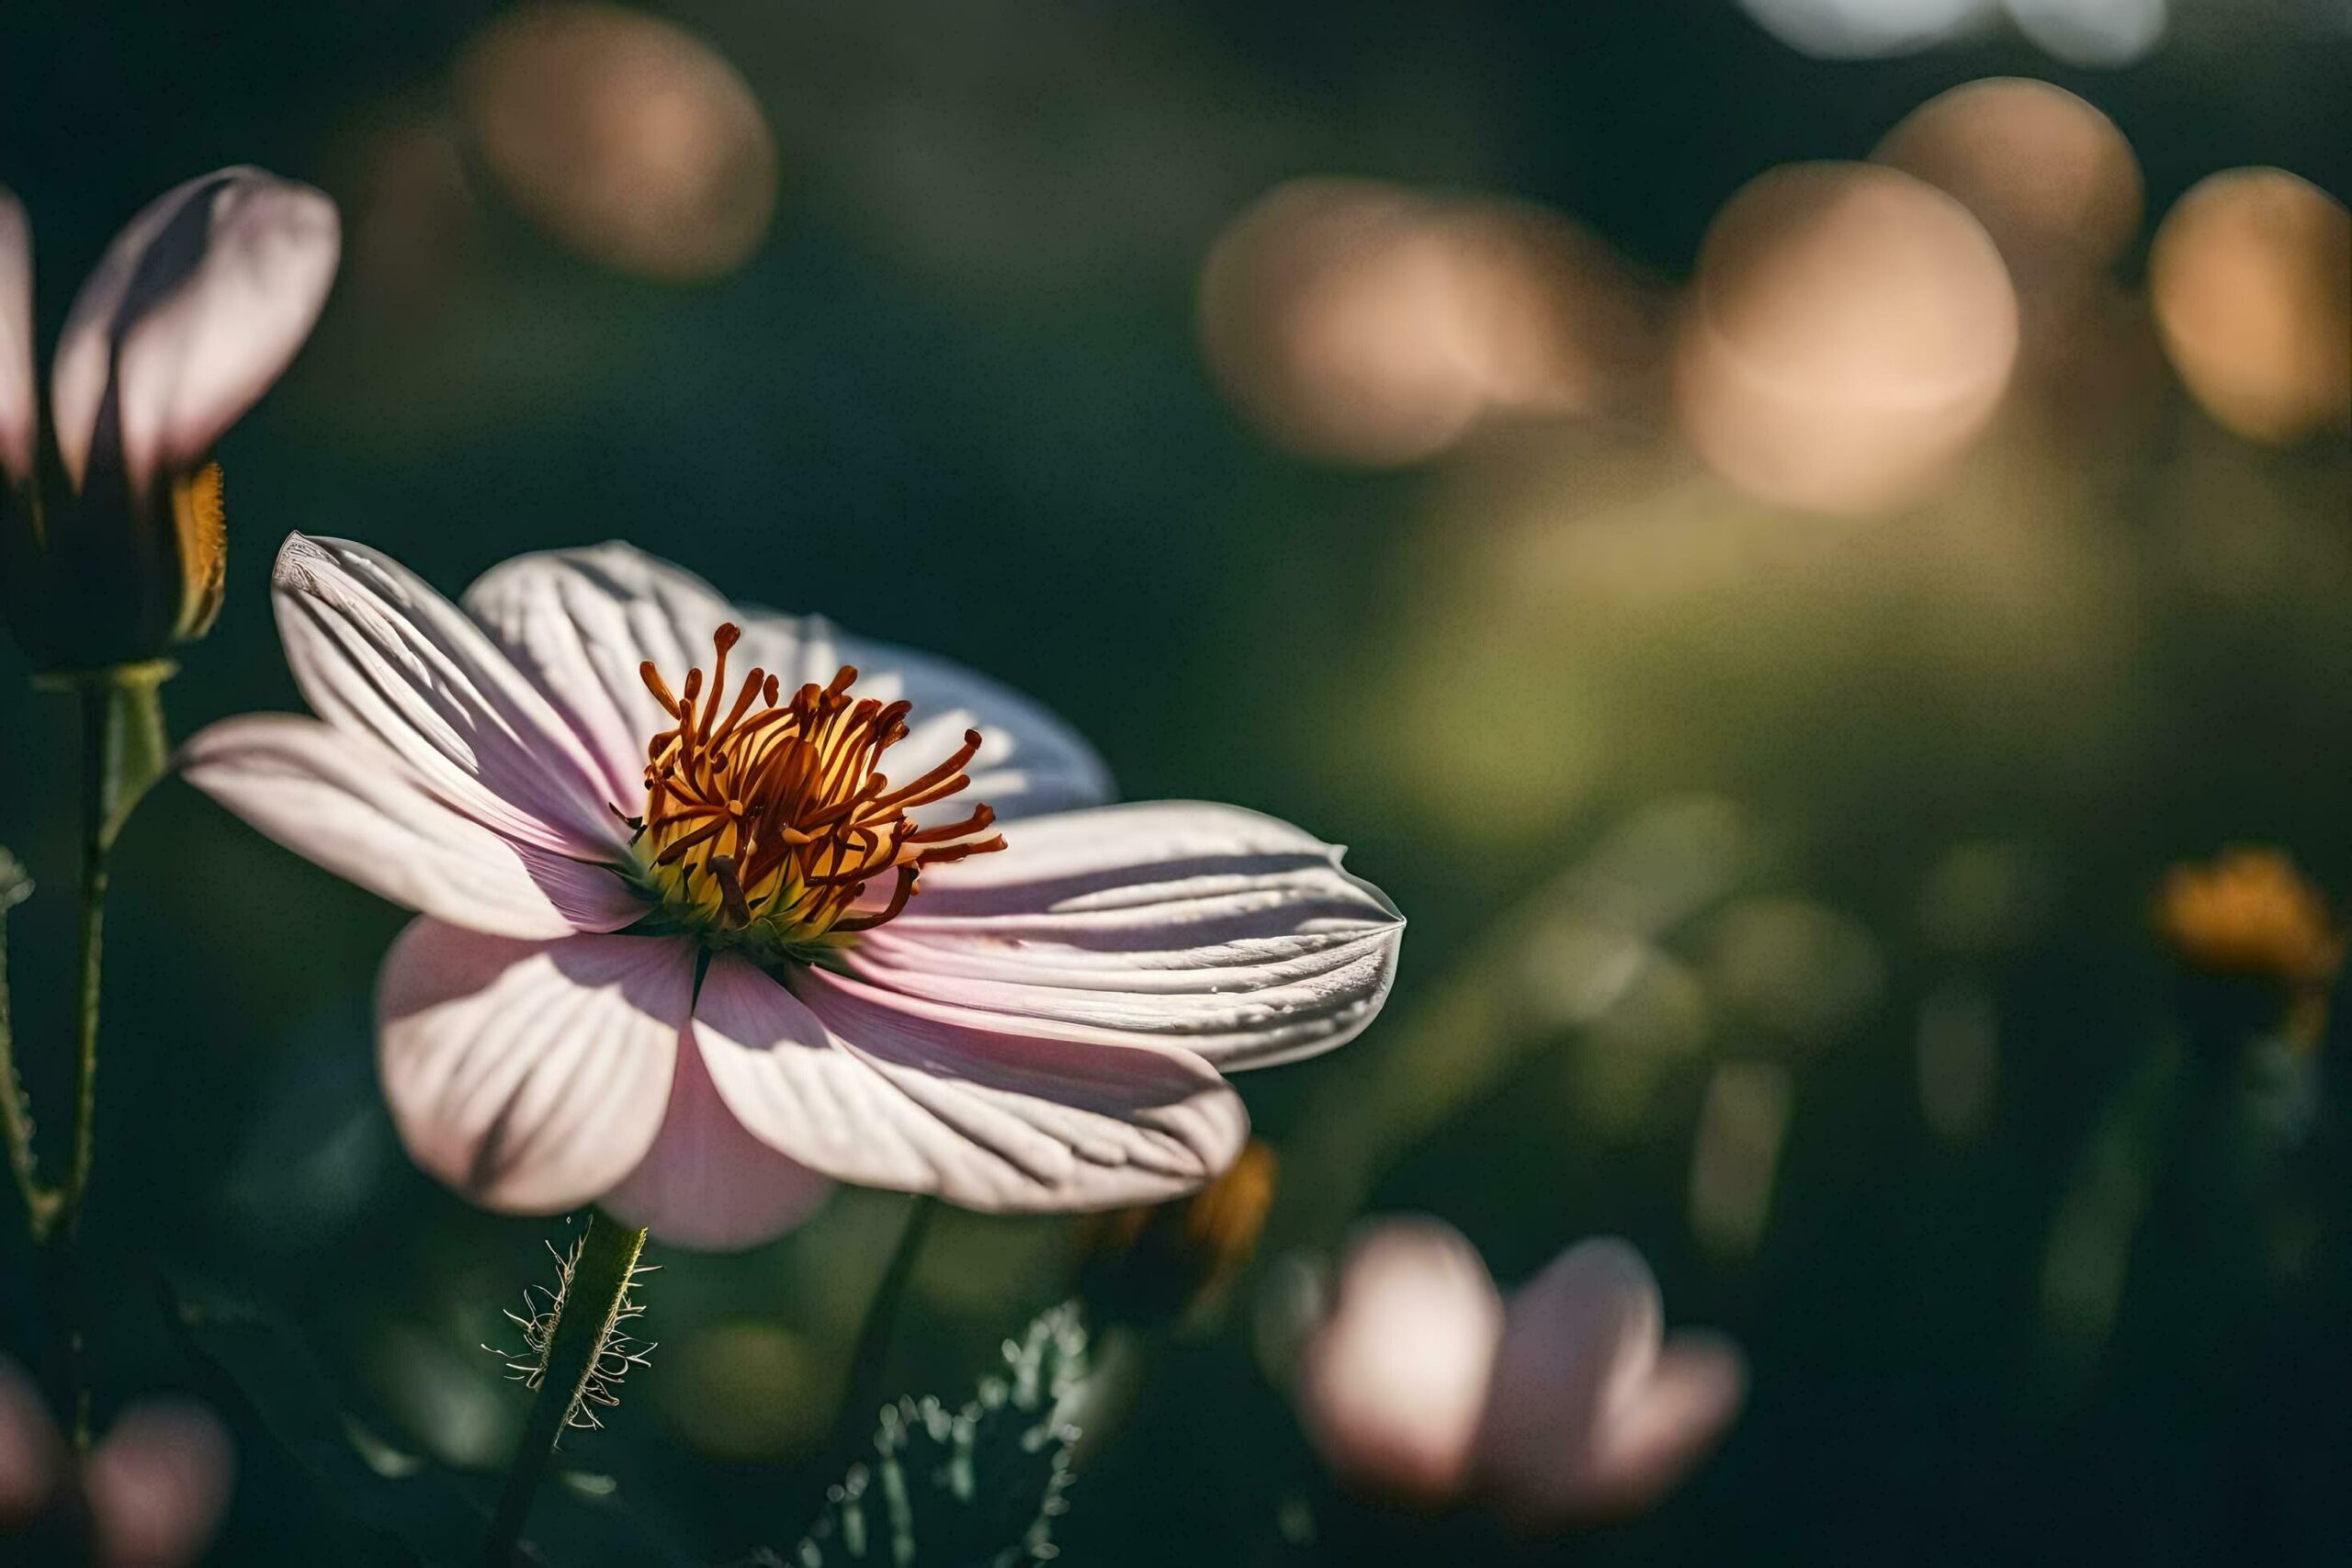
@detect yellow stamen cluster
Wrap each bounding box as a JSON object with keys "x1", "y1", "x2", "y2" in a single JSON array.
[{"x1": 624, "y1": 623, "x2": 1005, "y2": 956}]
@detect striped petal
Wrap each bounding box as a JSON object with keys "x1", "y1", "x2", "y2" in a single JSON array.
[
  {"x1": 600, "y1": 1022, "x2": 835, "y2": 1251},
  {"x1": 688, "y1": 953, "x2": 1248, "y2": 1213},
  {"x1": 842, "y1": 802, "x2": 1404, "y2": 1070},
  {"x1": 178, "y1": 715, "x2": 643, "y2": 938},
  {"x1": 273, "y1": 534, "x2": 628, "y2": 859},
  {"x1": 459, "y1": 542, "x2": 1114, "y2": 818},
  {"x1": 376, "y1": 921, "x2": 692, "y2": 1213}
]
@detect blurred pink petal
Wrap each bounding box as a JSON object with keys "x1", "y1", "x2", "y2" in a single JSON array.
[
  {"x1": 0, "y1": 1361, "x2": 62, "y2": 1529},
  {"x1": 460, "y1": 543, "x2": 1115, "y2": 818},
  {"x1": 1476, "y1": 1237, "x2": 1746, "y2": 1527},
  {"x1": 842, "y1": 802, "x2": 1405, "y2": 1071},
  {"x1": 376, "y1": 920, "x2": 693, "y2": 1213},
  {"x1": 50, "y1": 167, "x2": 337, "y2": 499},
  {"x1": 1297, "y1": 1217, "x2": 1505, "y2": 1505},
  {"x1": 0, "y1": 188, "x2": 32, "y2": 488},
  {"x1": 178, "y1": 714, "x2": 641, "y2": 938},
  {"x1": 1564, "y1": 1331, "x2": 1747, "y2": 1519},
  {"x1": 695, "y1": 953, "x2": 1250, "y2": 1212},
  {"x1": 271, "y1": 534, "x2": 628, "y2": 859},
  {"x1": 85, "y1": 1402, "x2": 232, "y2": 1568},
  {"x1": 602, "y1": 1019, "x2": 836, "y2": 1250}
]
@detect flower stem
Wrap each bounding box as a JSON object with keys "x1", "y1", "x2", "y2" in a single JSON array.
[
  {"x1": 0, "y1": 847, "x2": 55, "y2": 1238},
  {"x1": 21, "y1": 663, "x2": 171, "y2": 1450},
  {"x1": 833, "y1": 1193, "x2": 935, "y2": 1445},
  {"x1": 482, "y1": 1213, "x2": 650, "y2": 1568}
]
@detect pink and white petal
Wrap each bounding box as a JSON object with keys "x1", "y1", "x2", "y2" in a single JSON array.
[
  {"x1": 85, "y1": 1403, "x2": 233, "y2": 1568},
  {"x1": 273, "y1": 534, "x2": 628, "y2": 858},
  {"x1": 459, "y1": 543, "x2": 744, "y2": 806},
  {"x1": 179, "y1": 715, "x2": 642, "y2": 938},
  {"x1": 1296, "y1": 1217, "x2": 1504, "y2": 1506},
  {"x1": 1553, "y1": 1332, "x2": 1747, "y2": 1521},
  {"x1": 601, "y1": 1021, "x2": 834, "y2": 1251},
  {"x1": 377, "y1": 921, "x2": 692, "y2": 1214},
  {"x1": 0, "y1": 188, "x2": 32, "y2": 489},
  {"x1": 690, "y1": 955, "x2": 1248, "y2": 1213},
  {"x1": 787, "y1": 617, "x2": 1113, "y2": 819},
  {"x1": 842, "y1": 802, "x2": 1404, "y2": 1071},
  {"x1": 51, "y1": 168, "x2": 338, "y2": 497},
  {"x1": 459, "y1": 542, "x2": 1114, "y2": 820}
]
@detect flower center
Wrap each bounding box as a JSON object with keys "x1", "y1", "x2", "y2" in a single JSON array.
[{"x1": 621, "y1": 623, "x2": 1005, "y2": 959}]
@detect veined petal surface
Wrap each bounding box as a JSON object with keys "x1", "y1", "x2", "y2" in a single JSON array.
[
  {"x1": 273, "y1": 534, "x2": 628, "y2": 858},
  {"x1": 376, "y1": 921, "x2": 693, "y2": 1213},
  {"x1": 179, "y1": 715, "x2": 642, "y2": 938},
  {"x1": 459, "y1": 543, "x2": 1113, "y2": 819},
  {"x1": 688, "y1": 953, "x2": 1249, "y2": 1213},
  {"x1": 842, "y1": 801, "x2": 1404, "y2": 1069}
]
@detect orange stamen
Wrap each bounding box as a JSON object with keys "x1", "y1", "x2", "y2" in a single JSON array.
[{"x1": 628, "y1": 625, "x2": 1007, "y2": 943}]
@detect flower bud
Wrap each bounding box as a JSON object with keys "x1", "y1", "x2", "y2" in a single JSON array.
[
  {"x1": 1077, "y1": 1141, "x2": 1279, "y2": 1327},
  {"x1": 0, "y1": 170, "x2": 338, "y2": 671}
]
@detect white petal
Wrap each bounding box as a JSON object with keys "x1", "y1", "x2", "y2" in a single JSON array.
[
  {"x1": 790, "y1": 615, "x2": 1114, "y2": 819},
  {"x1": 273, "y1": 534, "x2": 628, "y2": 858},
  {"x1": 1296, "y1": 1216, "x2": 1503, "y2": 1506},
  {"x1": 690, "y1": 954, "x2": 1249, "y2": 1213},
  {"x1": 0, "y1": 188, "x2": 32, "y2": 488},
  {"x1": 376, "y1": 921, "x2": 692, "y2": 1213},
  {"x1": 600, "y1": 1021, "x2": 835, "y2": 1251},
  {"x1": 51, "y1": 167, "x2": 338, "y2": 497},
  {"x1": 85, "y1": 1403, "x2": 233, "y2": 1568},
  {"x1": 459, "y1": 542, "x2": 1114, "y2": 820},
  {"x1": 179, "y1": 715, "x2": 643, "y2": 938},
  {"x1": 459, "y1": 542, "x2": 742, "y2": 806},
  {"x1": 843, "y1": 801, "x2": 1404, "y2": 1070}
]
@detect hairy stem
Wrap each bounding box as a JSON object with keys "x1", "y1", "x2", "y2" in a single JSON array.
[{"x1": 483, "y1": 1214, "x2": 650, "y2": 1568}]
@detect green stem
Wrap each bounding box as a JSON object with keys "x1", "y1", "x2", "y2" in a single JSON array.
[
  {"x1": 483, "y1": 1214, "x2": 650, "y2": 1568},
  {"x1": 20, "y1": 664, "x2": 169, "y2": 1450},
  {"x1": 0, "y1": 848, "x2": 55, "y2": 1236},
  {"x1": 833, "y1": 1194, "x2": 936, "y2": 1445}
]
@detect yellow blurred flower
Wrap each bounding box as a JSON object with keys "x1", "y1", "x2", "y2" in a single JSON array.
[
  {"x1": 1077, "y1": 1141, "x2": 1280, "y2": 1327},
  {"x1": 2153, "y1": 848, "x2": 2342, "y2": 1002}
]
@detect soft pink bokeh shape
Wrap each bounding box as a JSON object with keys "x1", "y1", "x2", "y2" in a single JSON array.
[{"x1": 1296, "y1": 1220, "x2": 1746, "y2": 1529}]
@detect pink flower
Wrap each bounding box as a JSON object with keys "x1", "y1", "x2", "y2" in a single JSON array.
[
  {"x1": 1297, "y1": 1218, "x2": 1745, "y2": 1527},
  {"x1": 0, "y1": 1361, "x2": 233, "y2": 1568},
  {"x1": 182, "y1": 536, "x2": 1404, "y2": 1249},
  {"x1": 0, "y1": 169, "x2": 339, "y2": 670}
]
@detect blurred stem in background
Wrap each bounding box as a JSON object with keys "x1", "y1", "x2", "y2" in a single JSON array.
[
  {"x1": 811, "y1": 1195, "x2": 937, "y2": 1472},
  {"x1": 484, "y1": 1212, "x2": 653, "y2": 1568},
  {"x1": 0, "y1": 664, "x2": 172, "y2": 1448}
]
